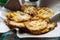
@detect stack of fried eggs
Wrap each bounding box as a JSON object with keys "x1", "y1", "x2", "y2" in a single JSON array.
[{"x1": 5, "y1": 5, "x2": 57, "y2": 35}]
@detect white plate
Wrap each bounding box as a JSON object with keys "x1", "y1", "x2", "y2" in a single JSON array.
[
  {"x1": 17, "y1": 0, "x2": 60, "y2": 38},
  {"x1": 0, "y1": 7, "x2": 10, "y2": 33},
  {"x1": 0, "y1": 0, "x2": 60, "y2": 38}
]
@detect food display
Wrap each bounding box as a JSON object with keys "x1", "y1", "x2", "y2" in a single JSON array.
[
  {"x1": 37, "y1": 8, "x2": 54, "y2": 18},
  {"x1": 5, "y1": 5, "x2": 57, "y2": 35},
  {"x1": 6, "y1": 11, "x2": 31, "y2": 22},
  {"x1": 25, "y1": 19, "x2": 48, "y2": 34}
]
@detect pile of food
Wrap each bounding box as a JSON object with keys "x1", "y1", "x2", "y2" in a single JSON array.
[{"x1": 5, "y1": 5, "x2": 57, "y2": 35}]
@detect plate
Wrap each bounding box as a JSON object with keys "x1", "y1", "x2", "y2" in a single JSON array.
[
  {"x1": 16, "y1": 0, "x2": 60, "y2": 38},
  {"x1": 0, "y1": 7, "x2": 10, "y2": 33},
  {"x1": 0, "y1": 0, "x2": 60, "y2": 38}
]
